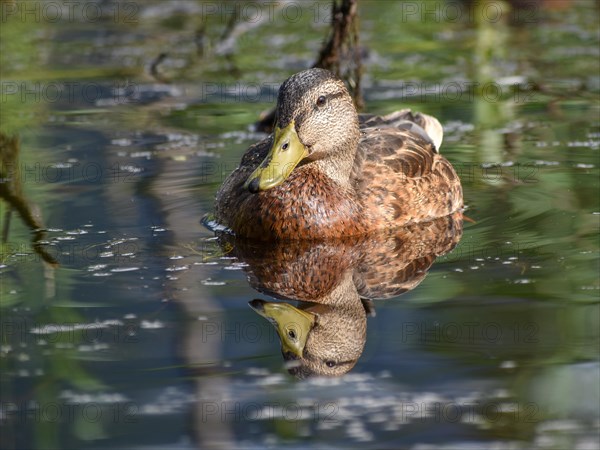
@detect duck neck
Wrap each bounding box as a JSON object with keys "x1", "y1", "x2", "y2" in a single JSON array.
[
  {"x1": 312, "y1": 131, "x2": 360, "y2": 191},
  {"x1": 300, "y1": 272, "x2": 366, "y2": 328},
  {"x1": 317, "y1": 271, "x2": 362, "y2": 308}
]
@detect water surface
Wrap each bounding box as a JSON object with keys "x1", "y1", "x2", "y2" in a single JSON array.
[{"x1": 1, "y1": 1, "x2": 599, "y2": 449}]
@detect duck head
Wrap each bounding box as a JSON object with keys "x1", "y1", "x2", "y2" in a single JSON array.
[{"x1": 244, "y1": 68, "x2": 360, "y2": 193}]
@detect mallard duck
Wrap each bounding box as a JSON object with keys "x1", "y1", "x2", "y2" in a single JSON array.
[
  {"x1": 233, "y1": 212, "x2": 463, "y2": 377},
  {"x1": 215, "y1": 68, "x2": 463, "y2": 240}
]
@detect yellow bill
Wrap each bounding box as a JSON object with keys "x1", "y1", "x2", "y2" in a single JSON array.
[
  {"x1": 244, "y1": 121, "x2": 308, "y2": 193},
  {"x1": 249, "y1": 299, "x2": 315, "y2": 358}
]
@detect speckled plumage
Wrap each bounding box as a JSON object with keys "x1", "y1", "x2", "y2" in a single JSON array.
[
  {"x1": 214, "y1": 69, "x2": 463, "y2": 240},
  {"x1": 230, "y1": 212, "x2": 463, "y2": 377}
]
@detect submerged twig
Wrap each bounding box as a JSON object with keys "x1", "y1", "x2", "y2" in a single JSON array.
[
  {"x1": 0, "y1": 133, "x2": 58, "y2": 267},
  {"x1": 313, "y1": 0, "x2": 363, "y2": 108},
  {"x1": 256, "y1": 0, "x2": 363, "y2": 133}
]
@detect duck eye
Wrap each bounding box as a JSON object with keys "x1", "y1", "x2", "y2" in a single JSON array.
[
  {"x1": 325, "y1": 360, "x2": 336, "y2": 368},
  {"x1": 288, "y1": 329, "x2": 297, "y2": 339},
  {"x1": 316, "y1": 95, "x2": 327, "y2": 107}
]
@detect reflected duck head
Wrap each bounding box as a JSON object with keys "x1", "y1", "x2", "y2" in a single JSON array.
[{"x1": 249, "y1": 295, "x2": 367, "y2": 378}]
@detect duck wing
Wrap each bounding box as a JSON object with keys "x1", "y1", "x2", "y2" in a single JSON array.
[{"x1": 353, "y1": 111, "x2": 462, "y2": 225}]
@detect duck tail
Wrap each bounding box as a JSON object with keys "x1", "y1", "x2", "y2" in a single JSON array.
[
  {"x1": 415, "y1": 113, "x2": 444, "y2": 152},
  {"x1": 376, "y1": 109, "x2": 444, "y2": 152}
]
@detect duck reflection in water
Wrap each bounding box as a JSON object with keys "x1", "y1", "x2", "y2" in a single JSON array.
[{"x1": 220, "y1": 212, "x2": 463, "y2": 378}]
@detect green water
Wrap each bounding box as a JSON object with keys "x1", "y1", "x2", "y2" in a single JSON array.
[{"x1": 1, "y1": 1, "x2": 599, "y2": 449}]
